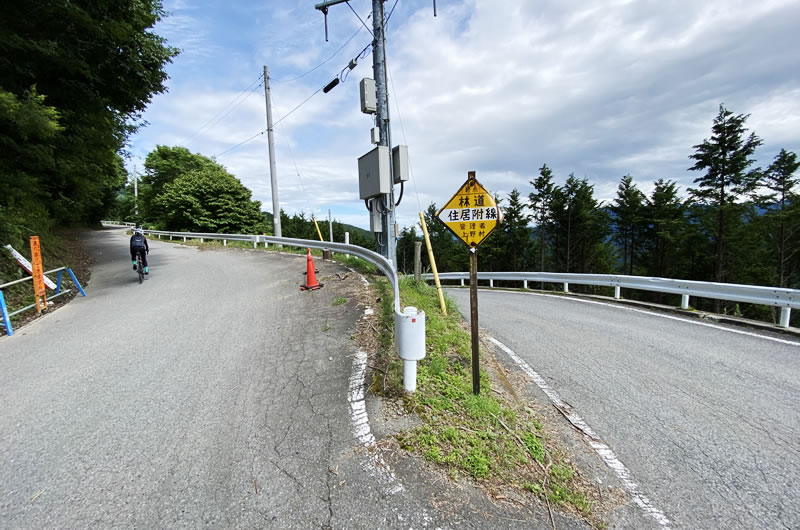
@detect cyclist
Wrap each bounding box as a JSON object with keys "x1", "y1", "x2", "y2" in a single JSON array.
[{"x1": 130, "y1": 228, "x2": 150, "y2": 275}]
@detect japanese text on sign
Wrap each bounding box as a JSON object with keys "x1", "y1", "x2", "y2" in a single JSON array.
[{"x1": 436, "y1": 175, "x2": 502, "y2": 247}]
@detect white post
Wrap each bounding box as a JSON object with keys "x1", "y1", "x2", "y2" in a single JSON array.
[
  {"x1": 253, "y1": 236, "x2": 257, "y2": 249},
  {"x1": 523, "y1": 280, "x2": 528, "y2": 289},
  {"x1": 345, "y1": 232, "x2": 350, "y2": 258},
  {"x1": 489, "y1": 279, "x2": 493, "y2": 288},
  {"x1": 779, "y1": 307, "x2": 791, "y2": 328},
  {"x1": 183, "y1": 236, "x2": 186, "y2": 242},
  {"x1": 563, "y1": 282, "x2": 569, "y2": 293},
  {"x1": 403, "y1": 361, "x2": 417, "y2": 392},
  {"x1": 200, "y1": 237, "x2": 204, "y2": 243},
  {"x1": 460, "y1": 278, "x2": 465, "y2": 287},
  {"x1": 614, "y1": 286, "x2": 621, "y2": 299},
  {"x1": 681, "y1": 294, "x2": 690, "y2": 310},
  {"x1": 224, "y1": 240, "x2": 227, "y2": 247}
]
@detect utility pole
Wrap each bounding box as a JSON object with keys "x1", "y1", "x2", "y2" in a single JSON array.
[
  {"x1": 371, "y1": 0, "x2": 397, "y2": 267},
  {"x1": 314, "y1": 0, "x2": 397, "y2": 267},
  {"x1": 264, "y1": 65, "x2": 282, "y2": 238},
  {"x1": 133, "y1": 165, "x2": 138, "y2": 217}
]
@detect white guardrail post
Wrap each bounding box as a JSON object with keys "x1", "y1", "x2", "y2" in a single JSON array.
[{"x1": 128, "y1": 226, "x2": 427, "y2": 392}]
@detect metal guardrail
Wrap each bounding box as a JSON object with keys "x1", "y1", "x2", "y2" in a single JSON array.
[
  {"x1": 123, "y1": 226, "x2": 427, "y2": 391},
  {"x1": 134, "y1": 229, "x2": 401, "y2": 307},
  {"x1": 422, "y1": 271, "x2": 798, "y2": 328},
  {"x1": 1, "y1": 266, "x2": 87, "y2": 337}
]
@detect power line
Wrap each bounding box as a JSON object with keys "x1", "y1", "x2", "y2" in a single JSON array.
[
  {"x1": 385, "y1": 0, "x2": 400, "y2": 26},
  {"x1": 273, "y1": 23, "x2": 367, "y2": 84},
  {"x1": 346, "y1": 1, "x2": 374, "y2": 36},
  {"x1": 214, "y1": 129, "x2": 265, "y2": 158},
  {"x1": 271, "y1": 93, "x2": 308, "y2": 194},
  {"x1": 180, "y1": 74, "x2": 264, "y2": 147},
  {"x1": 386, "y1": 60, "x2": 423, "y2": 213},
  {"x1": 273, "y1": 87, "x2": 324, "y2": 127}
]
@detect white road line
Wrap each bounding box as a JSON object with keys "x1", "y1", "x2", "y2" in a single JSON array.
[
  {"x1": 348, "y1": 349, "x2": 404, "y2": 495},
  {"x1": 489, "y1": 336, "x2": 671, "y2": 528},
  {"x1": 478, "y1": 289, "x2": 800, "y2": 347}
]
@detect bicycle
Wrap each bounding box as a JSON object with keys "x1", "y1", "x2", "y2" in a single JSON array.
[{"x1": 135, "y1": 252, "x2": 144, "y2": 284}]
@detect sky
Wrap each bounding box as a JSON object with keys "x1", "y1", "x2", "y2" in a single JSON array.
[{"x1": 128, "y1": 0, "x2": 800, "y2": 231}]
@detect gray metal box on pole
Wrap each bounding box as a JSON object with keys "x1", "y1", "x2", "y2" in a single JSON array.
[
  {"x1": 360, "y1": 78, "x2": 377, "y2": 114},
  {"x1": 358, "y1": 146, "x2": 391, "y2": 199},
  {"x1": 392, "y1": 145, "x2": 409, "y2": 183}
]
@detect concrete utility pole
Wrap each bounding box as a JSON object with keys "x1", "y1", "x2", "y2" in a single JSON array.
[
  {"x1": 371, "y1": 0, "x2": 397, "y2": 267},
  {"x1": 263, "y1": 65, "x2": 282, "y2": 238},
  {"x1": 314, "y1": 0, "x2": 397, "y2": 267},
  {"x1": 133, "y1": 165, "x2": 139, "y2": 217}
]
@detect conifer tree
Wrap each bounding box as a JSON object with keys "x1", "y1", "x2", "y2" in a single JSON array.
[
  {"x1": 759, "y1": 149, "x2": 800, "y2": 286},
  {"x1": 610, "y1": 175, "x2": 646, "y2": 275},
  {"x1": 529, "y1": 164, "x2": 556, "y2": 274},
  {"x1": 688, "y1": 104, "x2": 763, "y2": 284}
]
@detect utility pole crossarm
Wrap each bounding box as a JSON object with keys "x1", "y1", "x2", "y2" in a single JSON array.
[{"x1": 314, "y1": 0, "x2": 350, "y2": 10}]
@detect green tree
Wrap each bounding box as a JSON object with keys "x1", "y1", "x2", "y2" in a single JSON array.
[
  {"x1": 641, "y1": 179, "x2": 685, "y2": 279},
  {"x1": 492, "y1": 189, "x2": 532, "y2": 272},
  {"x1": 155, "y1": 165, "x2": 267, "y2": 233},
  {"x1": 610, "y1": 175, "x2": 646, "y2": 275},
  {"x1": 396, "y1": 226, "x2": 421, "y2": 274},
  {"x1": 0, "y1": 87, "x2": 62, "y2": 246},
  {"x1": 549, "y1": 175, "x2": 611, "y2": 274},
  {"x1": 141, "y1": 146, "x2": 218, "y2": 220},
  {"x1": 688, "y1": 104, "x2": 763, "y2": 284},
  {"x1": 529, "y1": 163, "x2": 556, "y2": 273},
  {"x1": 1, "y1": 1, "x2": 178, "y2": 227},
  {"x1": 759, "y1": 149, "x2": 800, "y2": 287},
  {"x1": 426, "y1": 203, "x2": 467, "y2": 273}
]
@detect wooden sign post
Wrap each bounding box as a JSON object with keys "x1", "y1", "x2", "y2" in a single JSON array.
[{"x1": 436, "y1": 171, "x2": 503, "y2": 394}]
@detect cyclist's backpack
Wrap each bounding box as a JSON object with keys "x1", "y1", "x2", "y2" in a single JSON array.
[{"x1": 131, "y1": 235, "x2": 146, "y2": 249}]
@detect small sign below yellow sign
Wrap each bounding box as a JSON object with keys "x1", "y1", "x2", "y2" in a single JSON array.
[{"x1": 436, "y1": 172, "x2": 502, "y2": 247}]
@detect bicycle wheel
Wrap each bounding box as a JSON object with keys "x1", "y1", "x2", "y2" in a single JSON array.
[{"x1": 137, "y1": 255, "x2": 144, "y2": 284}]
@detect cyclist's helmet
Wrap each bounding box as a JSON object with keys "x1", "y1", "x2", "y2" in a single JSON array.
[{"x1": 134, "y1": 228, "x2": 143, "y2": 235}]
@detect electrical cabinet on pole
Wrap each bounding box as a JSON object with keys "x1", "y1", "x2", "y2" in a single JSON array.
[
  {"x1": 370, "y1": 0, "x2": 396, "y2": 267},
  {"x1": 263, "y1": 65, "x2": 282, "y2": 238},
  {"x1": 316, "y1": 0, "x2": 430, "y2": 269}
]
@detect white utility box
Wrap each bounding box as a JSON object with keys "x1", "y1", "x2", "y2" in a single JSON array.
[
  {"x1": 369, "y1": 204, "x2": 382, "y2": 232},
  {"x1": 392, "y1": 145, "x2": 409, "y2": 183},
  {"x1": 358, "y1": 146, "x2": 390, "y2": 200},
  {"x1": 360, "y1": 78, "x2": 377, "y2": 114}
]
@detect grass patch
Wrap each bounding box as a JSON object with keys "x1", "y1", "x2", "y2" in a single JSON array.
[
  {"x1": 1, "y1": 229, "x2": 91, "y2": 335},
  {"x1": 374, "y1": 277, "x2": 595, "y2": 520},
  {"x1": 332, "y1": 297, "x2": 347, "y2": 306}
]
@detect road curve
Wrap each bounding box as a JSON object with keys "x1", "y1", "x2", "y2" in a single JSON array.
[
  {"x1": 2, "y1": 229, "x2": 607, "y2": 529},
  {"x1": 446, "y1": 288, "x2": 800, "y2": 530}
]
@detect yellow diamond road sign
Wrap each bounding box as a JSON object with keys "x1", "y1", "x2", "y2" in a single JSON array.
[{"x1": 437, "y1": 174, "x2": 502, "y2": 247}]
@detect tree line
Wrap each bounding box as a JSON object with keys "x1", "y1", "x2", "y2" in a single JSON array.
[
  {"x1": 0, "y1": 1, "x2": 177, "y2": 249},
  {"x1": 398, "y1": 105, "x2": 799, "y2": 324},
  {"x1": 112, "y1": 145, "x2": 377, "y2": 250}
]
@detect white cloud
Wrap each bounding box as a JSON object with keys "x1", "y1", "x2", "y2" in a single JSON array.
[{"x1": 130, "y1": 0, "x2": 800, "y2": 231}]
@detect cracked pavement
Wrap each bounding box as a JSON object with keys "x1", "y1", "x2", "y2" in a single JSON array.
[{"x1": 1, "y1": 229, "x2": 598, "y2": 529}]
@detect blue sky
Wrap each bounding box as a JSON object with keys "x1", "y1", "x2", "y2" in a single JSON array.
[{"x1": 129, "y1": 0, "x2": 800, "y2": 230}]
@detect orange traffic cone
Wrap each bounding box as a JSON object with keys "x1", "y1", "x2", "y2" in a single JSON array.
[{"x1": 301, "y1": 248, "x2": 323, "y2": 291}]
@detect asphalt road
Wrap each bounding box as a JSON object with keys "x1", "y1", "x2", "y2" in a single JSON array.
[
  {"x1": 1, "y1": 229, "x2": 599, "y2": 529},
  {"x1": 446, "y1": 288, "x2": 800, "y2": 529}
]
